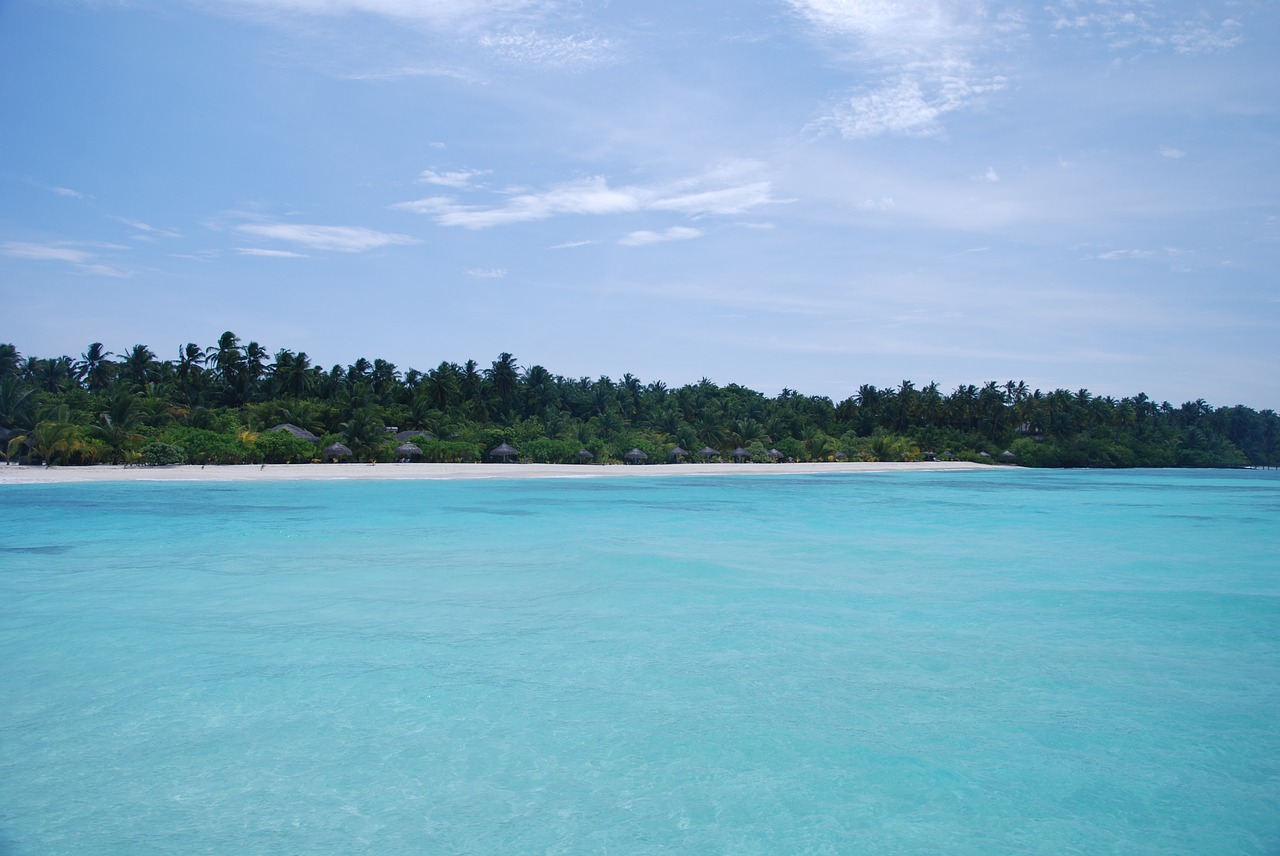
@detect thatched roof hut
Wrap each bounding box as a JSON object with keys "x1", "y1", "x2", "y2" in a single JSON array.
[
  {"x1": 1000, "y1": 449, "x2": 1017, "y2": 463},
  {"x1": 624, "y1": 448, "x2": 648, "y2": 464},
  {"x1": 699, "y1": 446, "x2": 719, "y2": 461},
  {"x1": 731, "y1": 447, "x2": 749, "y2": 461},
  {"x1": 323, "y1": 442, "x2": 352, "y2": 460},
  {"x1": 669, "y1": 446, "x2": 688, "y2": 461},
  {"x1": 395, "y1": 429, "x2": 434, "y2": 442},
  {"x1": 577, "y1": 449, "x2": 594, "y2": 462},
  {"x1": 395, "y1": 442, "x2": 423, "y2": 459},
  {"x1": 768, "y1": 448, "x2": 783, "y2": 461},
  {"x1": 269, "y1": 423, "x2": 320, "y2": 443},
  {"x1": 489, "y1": 442, "x2": 518, "y2": 462}
]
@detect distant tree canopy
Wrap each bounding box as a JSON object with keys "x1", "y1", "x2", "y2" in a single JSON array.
[{"x1": 1, "y1": 336, "x2": 1275, "y2": 468}]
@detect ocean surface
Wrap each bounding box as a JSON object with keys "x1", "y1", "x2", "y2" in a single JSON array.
[{"x1": 1, "y1": 468, "x2": 1278, "y2": 854}]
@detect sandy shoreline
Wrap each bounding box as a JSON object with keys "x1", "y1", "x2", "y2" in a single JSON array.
[{"x1": 0, "y1": 460, "x2": 988, "y2": 485}]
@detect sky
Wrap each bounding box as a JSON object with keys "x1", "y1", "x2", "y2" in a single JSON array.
[{"x1": 1, "y1": 0, "x2": 1277, "y2": 408}]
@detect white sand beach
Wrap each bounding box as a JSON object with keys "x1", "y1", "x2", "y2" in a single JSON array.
[{"x1": 0, "y1": 460, "x2": 988, "y2": 485}]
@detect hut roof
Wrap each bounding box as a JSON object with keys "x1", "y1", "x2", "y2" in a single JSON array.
[
  {"x1": 624, "y1": 448, "x2": 649, "y2": 462},
  {"x1": 669, "y1": 446, "x2": 689, "y2": 457},
  {"x1": 731, "y1": 447, "x2": 749, "y2": 458},
  {"x1": 489, "y1": 443, "x2": 518, "y2": 460},
  {"x1": 577, "y1": 449, "x2": 594, "y2": 460},
  {"x1": 395, "y1": 429, "x2": 434, "y2": 442},
  {"x1": 1000, "y1": 450, "x2": 1017, "y2": 461},
  {"x1": 323, "y1": 442, "x2": 352, "y2": 458},
  {"x1": 395, "y1": 442, "x2": 423, "y2": 457},
  {"x1": 768, "y1": 448, "x2": 783, "y2": 459},
  {"x1": 269, "y1": 423, "x2": 320, "y2": 443},
  {"x1": 699, "y1": 446, "x2": 719, "y2": 457}
]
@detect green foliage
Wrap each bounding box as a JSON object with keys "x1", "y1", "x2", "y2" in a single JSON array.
[
  {"x1": 164, "y1": 426, "x2": 253, "y2": 464},
  {"x1": 252, "y1": 429, "x2": 317, "y2": 464},
  {"x1": 140, "y1": 441, "x2": 185, "y2": 466},
  {"x1": 6, "y1": 335, "x2": 1276, "y2": 469}
]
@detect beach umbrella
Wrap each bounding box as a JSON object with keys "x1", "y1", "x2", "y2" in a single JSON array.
[
  {"x1": 395, "y1": 442, "x2": 423, "y2": 459},
  {"x1": 1000, "y1": 450, "x2": 1017, "y2": 463},
  {"x1": 699, "y1": 446, "x2": 719, "y2": 461},
  {"x1": 396, "y1": 429, "x2": 434, "y2": 442},
  {"x1": 489, "y1": 442, "x2": 518, "y2": 462},
  {"x1": 577, "y1": 449, "x2": 594, "y2": 462},
  {"x1": 323, "y1": 442, "x2": 352, "y2": 460},
  {"x1": 624, "y1": 448, "x2": 648, "y2": 464},
  {"x1": 768, "y1": 448, "x2": 783, "y2": 461},
  {"x1": 731, "y1": 447, "x2": 749, "y2": 462},
  {"x1": 269, "y1": 423, "x2": 321, "y2": 443},
  {"x1": 669, "y1": 446, "x2": 688, "y2": 461}
]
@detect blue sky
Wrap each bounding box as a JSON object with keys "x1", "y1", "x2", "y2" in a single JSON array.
[{"x1": 2, "y1": 0, "x2": 1276, "y2": 408}]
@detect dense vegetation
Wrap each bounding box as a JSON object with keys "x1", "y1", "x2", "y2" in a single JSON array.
[{"x1": 2, "y1": 334, "x2": 1275, "y2": 468}]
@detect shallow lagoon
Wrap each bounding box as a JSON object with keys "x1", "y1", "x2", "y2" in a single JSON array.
[{"x1": 3, "y1": 469, "x2": 1278, "y2": 854}]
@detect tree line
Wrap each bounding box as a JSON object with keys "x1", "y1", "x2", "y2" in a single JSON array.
[{"x1": 1, "y1": 334, "x2": 1275, "y2": 468}]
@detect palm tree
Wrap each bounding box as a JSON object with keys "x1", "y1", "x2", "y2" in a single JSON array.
[
  {"x1": 78, "y1": 343, "x2": 114, "y2": 392},
  {"x1": 486, "y1": 352, "x2": 519, "y2": 410},
  {"x1": 119, "y1": 344, "x2": 157, "y2": 388},
  {"x1": 92, "y1": 389, "x2": 143, "y2": 463},
  {"x1": 0, "y1": 344, "x2": 19, "y2": 380},
  {"x1": 0, "y1": 376, "x2": 34, "y2": 428}
]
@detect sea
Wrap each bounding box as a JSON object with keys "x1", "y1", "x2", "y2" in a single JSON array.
[{"x1": 1, "y1": 468, "x2": 1278, "y2": 854}]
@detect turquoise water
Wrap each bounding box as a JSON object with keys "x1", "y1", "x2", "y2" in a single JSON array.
[{"x1": 2, "y1": 469, "x2": 1278, "y2": 854}]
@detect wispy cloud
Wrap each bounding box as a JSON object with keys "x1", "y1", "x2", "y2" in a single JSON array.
[
  {"x1": 236, "y1": 247, "x2": 308, "y2": 258},
  {"x1": 550, "y1": 239, "x2": 595, "y2": 249},
  {"x1": 1045, "y1": 3, "x2": 1244, "y2": 55},
  {"x1": 208, "y1": 0, "x2": 618, "y2": 70},
  {"x1": 1, "y1": 240, "x2": 132, "y2": 277},
  {"x1": 112, "y1": 216, "x2": 182, "y2": 239},
  {"x1": 394, "y1": 161, "x2": 774, "y2": 230},
  {"x1": 793, "y1": 0, "x2": 1014, "y2": 139},
  {"x1": 419, "y1": 168, "x2": 490, "y2": 188},
  {"x1": 235, "y1": 223, "x2": 418, "y2": 252},
  {"x1": 52, "y1": 186, "x2": 85, "y2": 199},
  {"x1": 465, "y1": 267, "x2": 506, "y2": 278},
  {"x1": 619, "y1": 226, "x2": 702, "y2": 247},
  {"x1": 1159, "y1": 146, "x2": 1186, "y2": 159}
]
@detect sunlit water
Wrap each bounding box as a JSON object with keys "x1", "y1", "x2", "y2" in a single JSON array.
[{"x1": 2, "y1": 469, "x2": 1278, "y2": 854}]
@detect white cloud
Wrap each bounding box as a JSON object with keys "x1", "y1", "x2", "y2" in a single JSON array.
[
  {"x1": 1159, "y1": 147, "x2": 1186, "y2": 159},
  {"x1": 236, "y1": 247, "x2": 308, "y2": 258},
  {"x1": 207, "y1": 0, "x2": 618, "y2": 70},
  {"x1": 394, "y1": 162, "x2": 775, "y2": 230},
  {"x1": 820, "y1": 68, "x2": 1006, "y2": 139},
  {"x1": 478, "y1": 29, "x2": 616, "y2": 68},
  {"x1": 619, "y1": 226, "x2": 702, "y2": 247},
  {"x1": 858, "y1": 196, "x2": 897, "y2": 211},
  {"x1": 1045, "y1": 3, "x2": 1244, "y2": 55},
  {"x1": 550, "y1": 240, "x2": 595, "y2": 249},
  {"x1": 52, "y1": 187, "x2": 85, "y2": 198},
  {"x1": 792, "y1": 1, "x2": 1014, "y2": 140},
  {"x1": 419, "y1": 168, "x2": 490, "y2": 188},
  {"x1": 215, "y1": 0, "x2": 551, "y2": 28},
  {"x1": 982, "y1": 167, "x2": 1000, "y2": 182},
  {"x1": 466, "y1": 267, "x2": 506, "y2": 278},
  {"x1": 112, "y1": 216, "x2": 182, "y2": 239},
  {"x1": 235, "y1": 223, "x2": 418, "y2": 252},
  {"x1": 1, "y1": 240, "x2": 131, "y2": 277},
  {"x1": 2, "y1": 242, "x2": 92, "y2": 264}
]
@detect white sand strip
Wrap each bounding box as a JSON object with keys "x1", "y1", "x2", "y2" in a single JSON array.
[{"x1": 0, "y1": 461, "x2": 988, "y2": 485}]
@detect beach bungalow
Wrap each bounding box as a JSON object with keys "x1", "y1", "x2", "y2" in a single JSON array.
[
  {"x1": 267, "y1": 423, "x2": 321, "y2": 444},
  {"x1": 489, "y1": 443, "x2": 518, "y2": 463}
]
